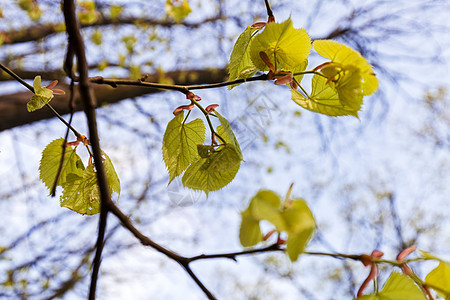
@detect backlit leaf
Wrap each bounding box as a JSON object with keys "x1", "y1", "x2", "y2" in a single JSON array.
[
  {"x1": 215, "y1": 112, "x2": 243, "y2": 159},
  {"x1": 103, "y1": 151, "x2": 121, "y2": 196},
  {"x1": 282, "y1": 199, "x2": 315, "y2": 261},
  {"x1": 239, "y1": 209, "x2": 262, "y2": 247},
  {"x1": 425, "y1": 261, "x2": 450, "y2": 297},
  {"x1": 162, "y1": 112, "x2": 206, "y2": 182},
  {"x1": 291, "y1": 75, "x2": 359, "y2": 117},
  {"x1": 359, "y1": 272, "x2": 427, "y2": 300},
  {"x1": 228, "y1": 26, "x2": 260, "y2": 89},
  {"x1": 250, "y1": 190, "x2": 285, "y2": 231},
  {"x1": 60, "y1": 165, "x2": 99, "y2": 215},
  {"x1": 182, "y1": 144, "x2": 241, "y2": 195},
  {"x1": 39, "y1": 138, "x2": 84, "y2": 192},
  {"x1": 313, "y1": 39, "x2": 378, "y2": 96},
  {"x1": 250, "y1": 18, "x2": 311, "y2": 72},
  {"x1": 27, "y1": 76, "x2": 54, "y2": 112},
  {"x1": 60, "y1": 154, "x2": 120, "y2": 215}
]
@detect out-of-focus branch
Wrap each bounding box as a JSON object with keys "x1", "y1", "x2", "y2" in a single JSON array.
[{"x1": 1, "y1": 15, "x2": 225, "y2": 45}]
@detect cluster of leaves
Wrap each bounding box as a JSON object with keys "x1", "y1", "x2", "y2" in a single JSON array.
[
  {"x1": 39, "y1": 138, "x2": 120, "y2": 215},
  {"x1": 228, "y1": 18, "x2": 378, "y2": 117},
  {"x1": 239, "y1": 189, "x2": 315, "y2": 262},
  {"x1": 162, "y1": 110, "x2": 243, "y2": 196},
  {"x1": 26, "y1": 76, "x2": 120, "y2": 215}
]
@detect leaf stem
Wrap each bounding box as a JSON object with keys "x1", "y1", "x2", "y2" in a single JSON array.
[{"x1": 190, "y1": 98, "x2": 226, "y2": 145}]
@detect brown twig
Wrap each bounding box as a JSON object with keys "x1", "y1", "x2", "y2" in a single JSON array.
[{"x1": 62, "y1": 1, "x2": 111, "y2": 299}]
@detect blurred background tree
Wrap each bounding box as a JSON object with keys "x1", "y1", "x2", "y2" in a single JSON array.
[{"x1": 0, "y1": 0, "x2": 449, "y2": 299}]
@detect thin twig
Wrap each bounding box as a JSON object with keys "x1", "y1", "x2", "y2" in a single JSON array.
[
  {"x1": 88, "y1": 73, "x2": 268, "y2": 92},
  {"x1": 50, "y1": 80, "x2": 76, "y2": 197}
]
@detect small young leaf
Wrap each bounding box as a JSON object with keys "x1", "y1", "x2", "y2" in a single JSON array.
[
  {"x1": 162, "y1": 112, "x2": 206, "y2": 183},
  {"x1": 250, "y1": 18, "x2": 311, "y2": 72},
  {"x1": 239, "y1": 209, "x2": 262, "y2": 247},
  {"x1": 182, "y1": 144, "x2": 241, "y2": 195},
  {"x1": 425, "y1": 261, "x2": 450, "y2": 297},
  {"x1": 39, "y1": 138, "x2": 84, "y2": 192},
  {"x1": 282, "y1": 199, "x2": 315, "y2": 261},
  {"x1": 27, "y1": 76, "x2": 54, "y2": 112},
  {"x1": 291, "y1": 75, "x2": 359, "y2": 117},
  {"x1": 228, "y1": 26, "x2": 260, "y2": 89},
  {"x1": 359, "y1": 272, "x2": 427, "y2": 300}
]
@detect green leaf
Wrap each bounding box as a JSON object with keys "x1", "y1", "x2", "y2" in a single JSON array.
[
  {"x1": 250, "y1": 190, "x2": 286, "y2": 231},
  {"x1": 60, "y1": 154, "x2": 120, "y2": 215},
  {"x1": 359, "y1": 272, "x2": 427, "y2": 300},
  {"x1": 282, "y1": 199, "x2": 315, "y2": 261},
  {"x1": 291, "y1": 75, "x2": 359, "y2": 117},
  {"x1": 250, "y1": 18, "x2": 311, "y2": 72},
  {"x1": 228, "y1": 26, "x2": 260, "y2": 89},
  {"x1": 239, "y1": 189, "x2": 316, "y2": 261},
  {"x1": 27, "y1": 76, "x2": 54, "y2": 112},
  {"x1": 182, "y1": 144, "x2": 241, "y2": 195},
  {"x1": 215, "y1": 112, "x2": 243, "y2": 159},
  {"x1": 313, "y1": 39, "x2": 378, "y2": 96},
  {"x1": 39, "y1": 138, "x2": 84, "y2": 192},
  {"x1": 239, "y1": 209, "x2": 262, "y2": 247},
  {"x1": 60, "y1": 165, "x2": 100, "y2": 215},
  {"x1": 165, "y1": 0, "x2": 192, "y2": 23},
  {"x1": 103, "y1": 151, "x2": 121, "y2": 196},
  {"x1": 425, "y1": 261, "x2": 450, "y2": 297},
  {"x1": 162, "y1": 112, "x2": 206, "y2": 183}
]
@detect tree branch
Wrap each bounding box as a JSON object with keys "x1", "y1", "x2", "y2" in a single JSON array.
[
  {"x1": 62, "y1": 1, "x2": 111, "y2": 299},
  {"x1": 2, "y1": 15, "x2": 225, "y2": 45}
]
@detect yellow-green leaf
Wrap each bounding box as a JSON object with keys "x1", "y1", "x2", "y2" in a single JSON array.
[
  {"x1": 228, "y1": 26, "x2": 260, "y2": 89},
  {"x1": 291, "y1": 75, "x2": 359, "y2": 117},
  {"x1": 103, "y1": 151, "x2": 121, "y2": 196},
  {"x1": 162, "y1": 112, "x2": 206, "y2": 183},
  {"x1": 165, "y1": 0, "x2": 192, "y2": 23},
  {"x1": 425, "y1": 261, "x2": 450, "y2": 298},
  {"x1": 359, "y1": 272, "x2": 427, "y2": 300},
  {"x1": 250, "y1": 18, "x2": 311, "y2": 72},
  {"x1": 78, "y1": 1, "x2": 98, "y2": 24},
  {"x1": 182, "y1": 144, "x2": 241, "y2": 195},
  {"x1": 60, "y1": 154, "x2": 120, "y2": 215},
  {"x1": 250, "y1": 190, "x2": 286, "y2": 231},
  {"x1": 282, "y1": 199, "x2": 315, "y2": 261},
  {"x1": 60, "y1": 165, "x2": 99, "y2": 215},
  {"x1": 313, "y1": 39, "x2": 378, "y2": 96},
  {"x1": 216, "y1": 112, "x2": 243, "y2": 159},
  {"x1": 39, "y1": 138, "x2": 84, "y2": 192},
  {"x1": 239, "y1": 209, "x2": 262, "y2": 247},
  {"x1": 27, "y1": 76, "x2": 54, "y2": 112}
]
